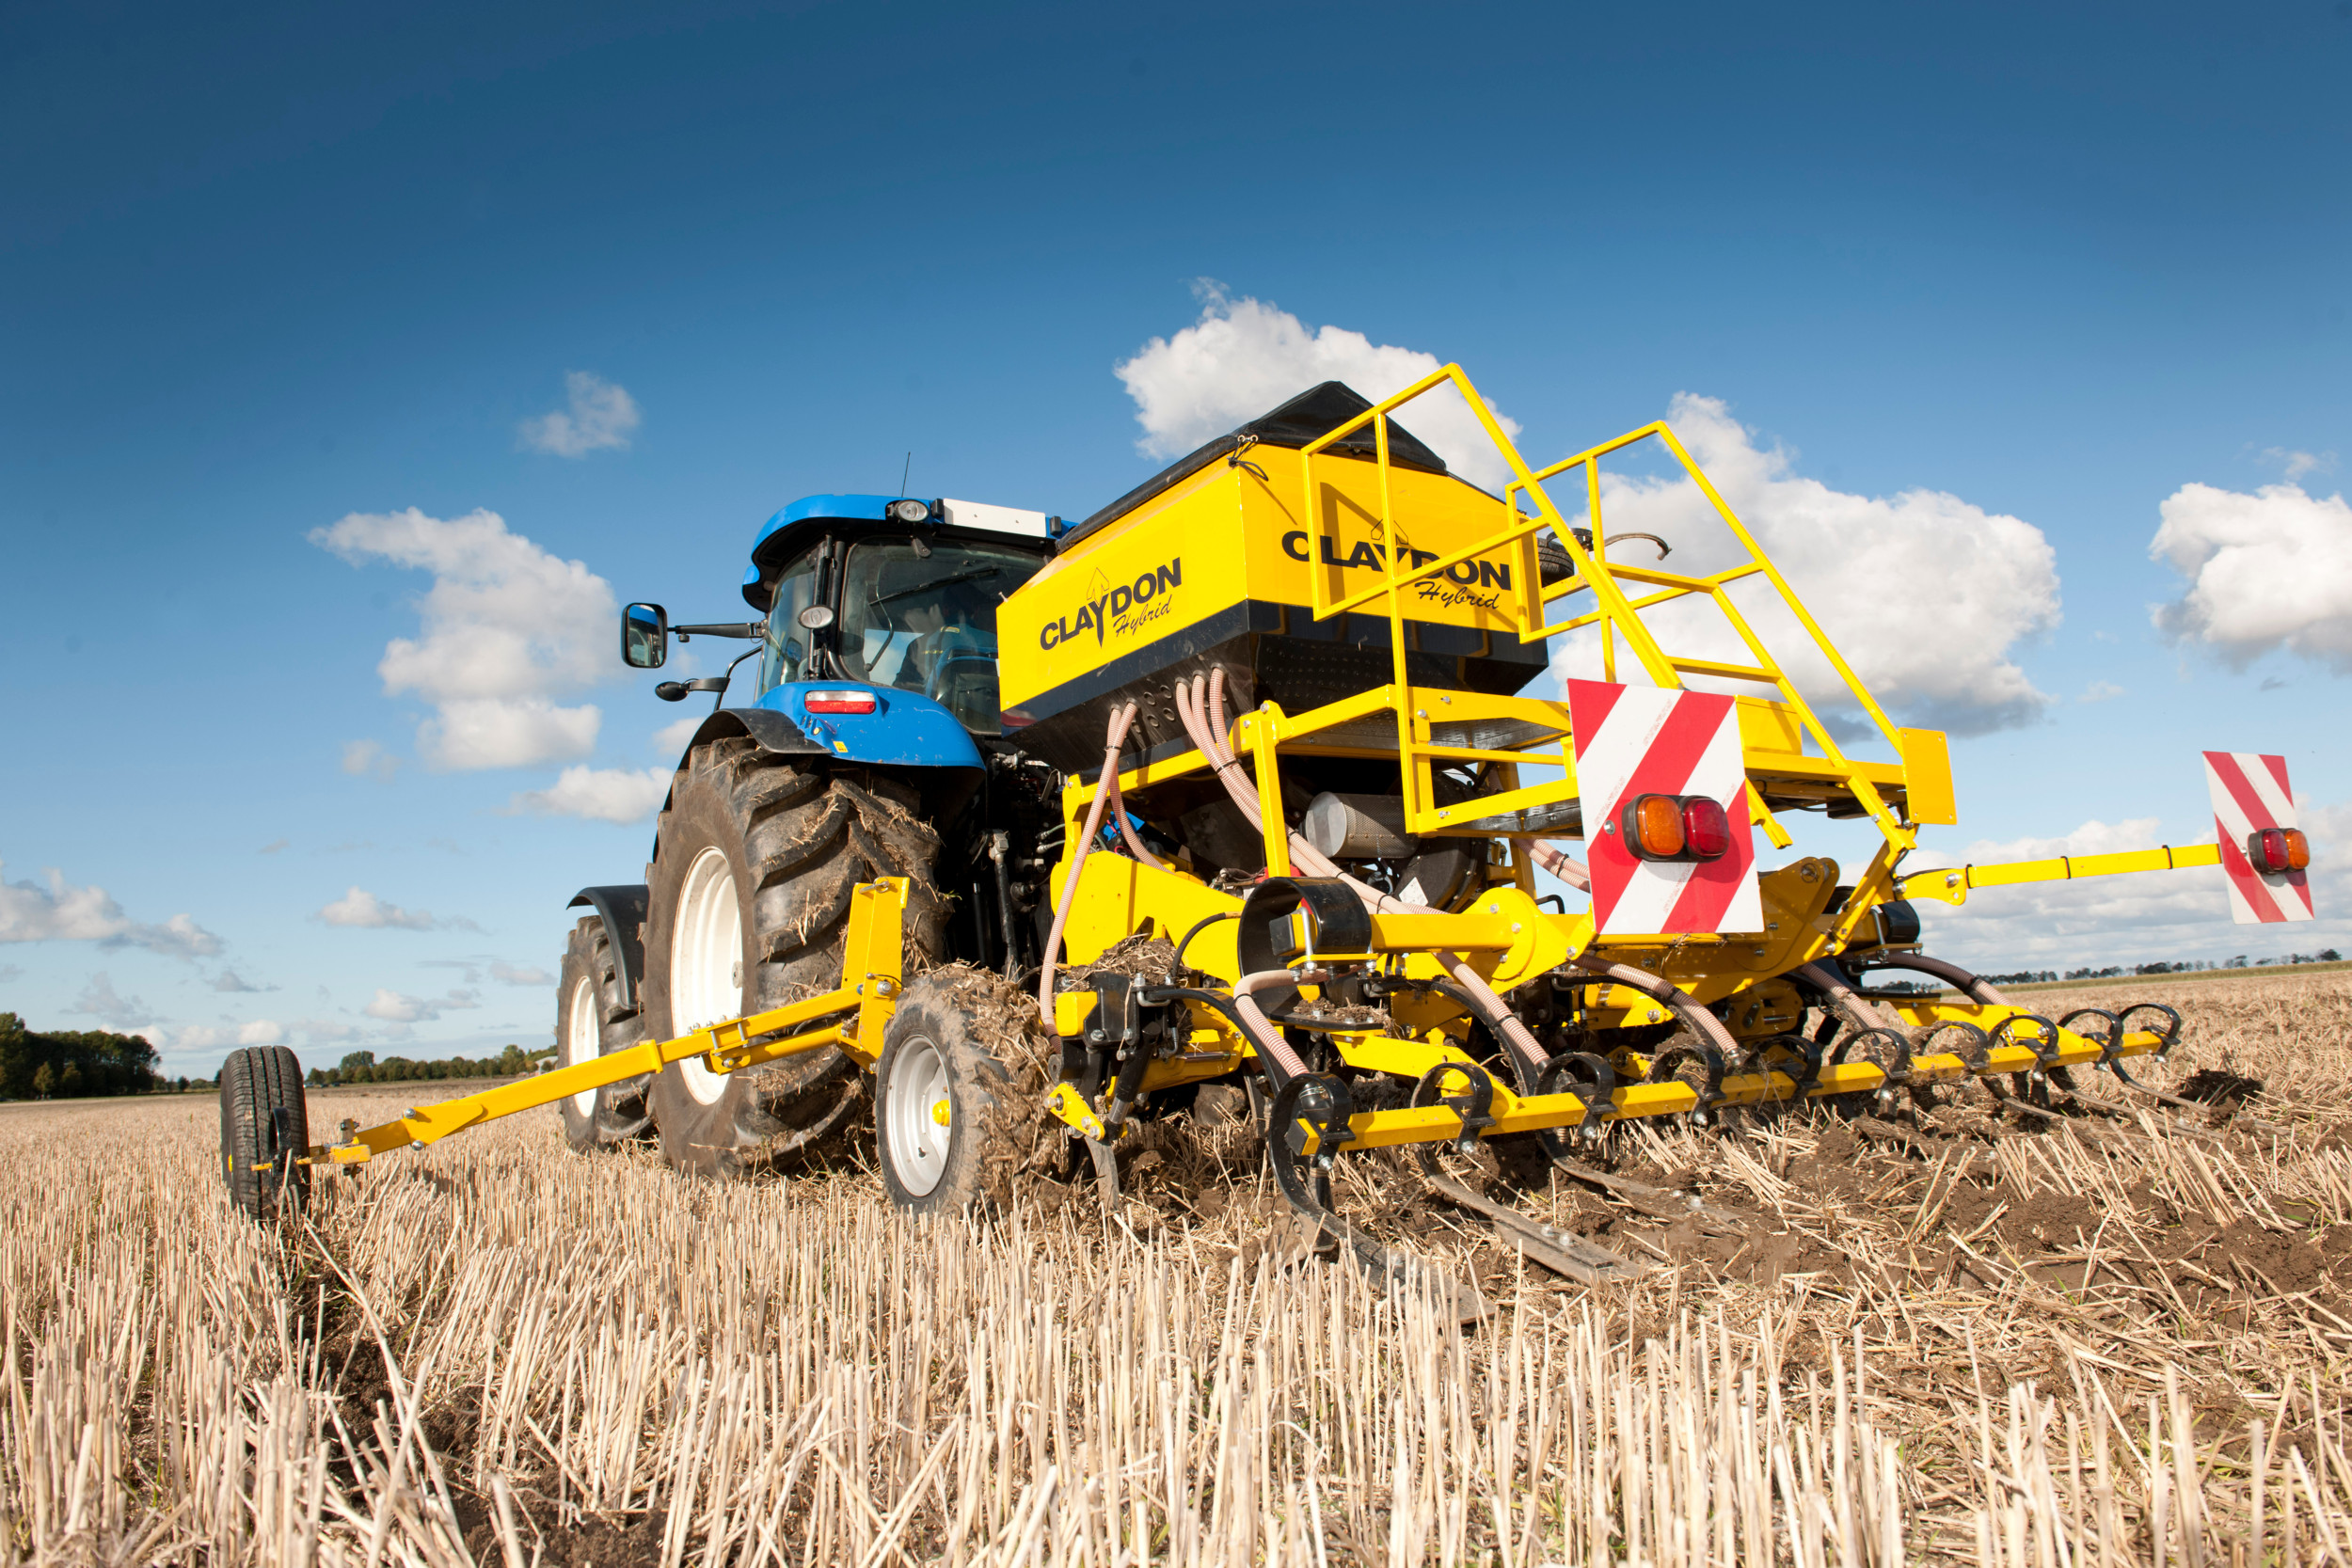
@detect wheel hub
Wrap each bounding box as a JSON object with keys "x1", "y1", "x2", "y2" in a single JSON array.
[
  {"x1": 564, "y1": 974, "x2": 599, "y2": 1117},
  {"x1": 671, "y1": 847, "x2": 743, "y2": 1107},
  {"x1": 886, "y1": 1036, "x2": 953, "y2": 1196}
]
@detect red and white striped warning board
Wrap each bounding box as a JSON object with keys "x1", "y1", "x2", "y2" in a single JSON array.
[
  {"x1": 1567, "y1": 680, "x2": 1762, "y2": 935},
  {"x1": 2202, "y1": 751, "x2": 2313, "y2": 925}
]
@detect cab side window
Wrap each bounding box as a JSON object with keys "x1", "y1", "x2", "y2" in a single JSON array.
[{"x1": 758, "y1": 549, "x2": 823, "y2": 692}]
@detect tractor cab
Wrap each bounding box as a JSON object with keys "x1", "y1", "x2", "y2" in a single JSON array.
[{"x1": 742, "y1": 495, "x2": 1053, "y2": 736}]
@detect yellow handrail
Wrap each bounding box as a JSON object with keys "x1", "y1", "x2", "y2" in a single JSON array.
[{"x1": 1295, "y1": 365, "x2": 1918, "y2": 861}]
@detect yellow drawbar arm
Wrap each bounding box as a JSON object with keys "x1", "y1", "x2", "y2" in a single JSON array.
[
  {"x1": 312, "y1": 879, "x2": 909, "y2": 1164},
  {"x1": 1899, "y1": 844, "x2": 2220, "y2": 906}
]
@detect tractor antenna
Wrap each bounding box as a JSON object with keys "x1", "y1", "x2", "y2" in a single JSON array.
[{"x1": 899, "y1": 451, "x2": 913, "y2": 498}]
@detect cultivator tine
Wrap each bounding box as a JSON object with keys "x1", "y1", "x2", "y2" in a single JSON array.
[
  {"x1": 1988, "y1": 1012, "x2": 2066, "y2": 1103},
  {"x1": 1263, "y1": 1075, "x2": 1489, "y2": 1322}
]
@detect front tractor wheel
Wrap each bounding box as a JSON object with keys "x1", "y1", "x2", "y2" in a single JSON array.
[
  {"x1": 555, "y1": 916, "x2": 651, "y2": 1151},
  {"x1": 641, "y1": 738, "x2": 947, "y2": 1179},
  {"x1": 875, "y1": 968, "x2": 1048, "y2": 1213}
]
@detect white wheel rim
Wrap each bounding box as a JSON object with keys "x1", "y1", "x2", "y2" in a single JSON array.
[
  {"x1": 671, "y1": 847, "x2": 743, "y2": 1107},
  {"x1": 564, "y1": 974, "x2": 599, "y2": 1116},
  {"x1": 885, "y1": 1037, "x2": 953, "y2": 1196}
]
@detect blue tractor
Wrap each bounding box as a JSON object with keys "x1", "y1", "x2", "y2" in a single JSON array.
[{"x1": 556, "y1": 493, "x2": 1062, "y2": 1194}]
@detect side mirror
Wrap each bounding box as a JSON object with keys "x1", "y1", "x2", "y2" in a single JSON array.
[{"x1": 623, "y1": 603, "x2": 668, "y2": 669}]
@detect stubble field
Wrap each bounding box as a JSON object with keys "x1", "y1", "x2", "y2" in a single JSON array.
[{"x1": 4, "y1": 971, "x2": 2350, "y2": 1565}]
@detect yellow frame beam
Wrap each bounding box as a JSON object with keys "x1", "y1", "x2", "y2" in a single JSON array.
[
  {"x1": 1899, "y1": 843, "x2": 2222, "y2": 906},
  {"x1": 310, "y1": 879, "x2": 910, "y2": 1164}
]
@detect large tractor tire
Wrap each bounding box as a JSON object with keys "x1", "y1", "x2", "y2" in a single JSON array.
[
  {"x1": 875, "y1": 966, "x2": 1054, "y2": 1213},
  {"x1": 641, "y1": 737, "x2": 948, "y2": 1178},
  {"x1": 220, "y1": 1045, "x2": 309, "y2": 1219},
  {"x1": 556, "y1": 916, "x2": 652, "y2": 1151}
]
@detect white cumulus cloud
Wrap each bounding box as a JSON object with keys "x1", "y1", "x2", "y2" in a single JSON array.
[
  {"x1": 0, "y1": 861, "x2": 223, "y2": 958},
  {"x1": 2150, "y1": 480, "x2": 2352, "y2": 672},
  {"x1": 363, "y1": 988, "x2": 481, "y2": 1023},
  {"x1": 510, "y1": 766, "x2": 671, "y2": 825},
  {"x1": 71, "y1": 973, "x2": 157, "y2": 1030},
  {"x1": 518, "y1": 372, "x2": 641, "y2": 457},
  {"x1": 316, "y1": 887, "x2": 460, "y2": 931},
  {"x1": 342, "y1": 739, "x2": 399, "y2": 780},
  {"x1": 173, "y1": 1020, "x2": 288, "y2": 1050},
  {"x1": 489, "y1": 960, "x2": 553, "y2": 986},
  {"x1": 1116, "y1": 283, "x2": 1523, "y2": 490},
  {"x1": 310, "y1": 507, "x2": 617, "y2": 769},
  {"x1": 1548, "y1": 394, "x2": 2061, "y2": 736},
  {"x1": 652, "y1": 716, "x2": 701, "y2": 757}
]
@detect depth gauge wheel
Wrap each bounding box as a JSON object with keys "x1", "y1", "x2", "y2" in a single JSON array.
[
  {"x1": 641, "y1": 737, "x2": 948, "y2": 1178},
  {"x1": 875, "y1": 968, "x2": 1048, "y2": 1214},
  {"x1": 220, "y1": 1045, "x2": 310, "y2": 1219},
  {"x1": 556, "y1": 916, "x2": 651, "y2": 1150}
]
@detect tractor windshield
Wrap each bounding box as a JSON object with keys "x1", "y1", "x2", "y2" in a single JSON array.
[{"x1": 837, "y1": 540, "x2": 1041, "y2": 734}]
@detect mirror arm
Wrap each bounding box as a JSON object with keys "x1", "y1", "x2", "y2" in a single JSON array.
[{"x1": 673, "y1": 621, "x2": 767, "y2": 641}]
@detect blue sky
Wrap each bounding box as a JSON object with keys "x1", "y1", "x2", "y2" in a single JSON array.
[{"x1": 5, "y1": 0, "x2": 2348, "y2": 1073}]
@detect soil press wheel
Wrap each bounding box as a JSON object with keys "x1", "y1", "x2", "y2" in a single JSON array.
[
  {"x1": 640, "y1": 736, "x2": 947, "y2": 1178},
  {"x1": 556, "y1": 914, "x2": 651, "y2": 1151},
  {"x1": 219, "y1": 1044, "x2": 309, "y2": 1219}
]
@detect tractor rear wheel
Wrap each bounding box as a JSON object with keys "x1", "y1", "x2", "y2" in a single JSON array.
[
  {"x1": 556, "y1": 916, "x2": 651, "y2": 1151},
  {"x1": 220, "y1": 1045, "x2": 309, "y2": 1219},
  {"x1": 641, "y1": 737, "x2": 948, "y2": 1178},
  {"x1": 875, "y1": 967, "x2": 1052, "y2": 1213}
]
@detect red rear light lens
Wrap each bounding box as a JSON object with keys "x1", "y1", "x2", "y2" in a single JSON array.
[
  {"x1": 1680, "y1": 797, "x2": 1732, "y2": 860},
  {"x1": 803, "y1": 689, "x2": 878, "y2": 715},
  {"x1": 2249, "y1": 829, "x2": 2283, "y2": 874},
  {"x1": 1622, "y1": 794, "x2": 1685, "y2": 859}
]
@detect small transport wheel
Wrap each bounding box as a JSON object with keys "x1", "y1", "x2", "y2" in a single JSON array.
[
  {"x1": 220, "y1": 1045, "x2": 310, "y2": 1219},
  {"x1": 875, "y1": 969, "x2": 1045, "y2": 1213},
  {"x1": 556, "y1": 915, "x2": 651, "y2": 1151}
]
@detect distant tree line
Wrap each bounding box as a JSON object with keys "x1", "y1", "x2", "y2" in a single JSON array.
[
  {"x1": 0, "y1": 1012, "x2": 167, "y2": 1099},
  {"x1": 2008, "y1": 950, "x2": 2344, "y2": 984},
  {"x1": 307, "y1": 1046, "x2": 547, "y2": 1086}
]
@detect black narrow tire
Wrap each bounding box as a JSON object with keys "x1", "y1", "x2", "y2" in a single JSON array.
[
  {"x1": 556, "y1": 916, "x2": 651, "y2": 1150},
  {"x1": 641, "y1": 737, "x2": 949, "y2": 1179},
  {"x1": 220, "y1": 1046, "x2": 310, "y2": 1219},
  {"x1": 875, "y1": 968, "x2": 1047, "y2": 1214}
]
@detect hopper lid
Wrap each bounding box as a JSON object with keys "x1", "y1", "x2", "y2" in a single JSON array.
[{"x1": 1061, "y1": 381, "x2": 1449, "y2": 552}]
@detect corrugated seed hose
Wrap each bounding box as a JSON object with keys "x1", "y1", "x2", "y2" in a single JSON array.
[{"x1": 1036, "y1": 702, "x2": 1140, "y2": 1024}]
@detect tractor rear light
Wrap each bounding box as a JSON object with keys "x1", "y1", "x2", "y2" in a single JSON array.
[
  {"x1": 1680, "y1": 797, "x2": 1732, "y2": 860},
  {"x1": 2285, "y1": 828, "x2": 2312, "y2": 869},
  {"x1": 1622, "y1": 795, "x2": 1686, "y2": 860},
  {"x1": 803, "y1": 689, "x2": 879, "y2": 715}
]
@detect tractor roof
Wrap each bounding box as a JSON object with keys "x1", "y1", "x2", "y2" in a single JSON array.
[{"x1": 741, "y1": 494, "x2": 1052, "y2": 608}]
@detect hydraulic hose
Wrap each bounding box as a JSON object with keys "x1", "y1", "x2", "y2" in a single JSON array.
[
  {"x1": 1037, "y1": 703, "x2": 1139, "y2": 1024},
  {"x1": 1526, "y1": 841, "x2": 1591, "y2": 892},
  {"x1": 1176, "y1": 671, "x2": 1552, "y2": 1080},
  {"x1": 1102, "y1": 736, "x2": 1166, "y2": 873},
  {"x1": 1863, "y1": 951, "x2": 2011, "y2": 1008}
]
